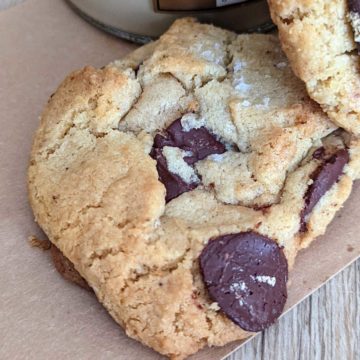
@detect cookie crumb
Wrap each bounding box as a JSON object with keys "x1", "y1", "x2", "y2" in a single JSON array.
[
  {"x1": 208, "y1": 302, "x2": 220, "y2": 311},
  {"x1": 28, "y1": 235, "x2": 51, "y2": 251}
]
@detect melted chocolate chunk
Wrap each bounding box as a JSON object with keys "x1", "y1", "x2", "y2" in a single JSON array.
[
  {"x1": 312, "y1": 147, "x2": 325, "y2": 160},
  {"x1": 199, "y1": 232, "x2": 288, "y2": 332},
  {"x1": 154, "y1": 119, "x2": 226, "y2": 165},
  {"x1": 349, "y1": 0, "x2": 360, "y2": 15},
  {"x1": 348, "y1": 0, "x2": 360, "y2": 51},
  {"x1": 300, "y1": 148, "x2": 349, "y2": 232},
  {"x1": 151, "y1": 118, "x2": 226, "y2": 202},
  {"x1": 152, "y1": 148, "x2": 197, "y2": 202}
]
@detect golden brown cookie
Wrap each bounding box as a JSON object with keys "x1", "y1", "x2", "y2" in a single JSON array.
[{"x1": 28, "y1": 18, "x2": 360, "y2": 359}]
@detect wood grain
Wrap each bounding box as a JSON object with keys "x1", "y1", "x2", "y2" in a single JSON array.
[{"x1": 1, "y1": 1, "x2": 359, "y2": 359}]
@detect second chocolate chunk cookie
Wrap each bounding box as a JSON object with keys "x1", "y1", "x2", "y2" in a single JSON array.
[{"x1": 268, "y1": 0, "x2": 360, "y2": 135}]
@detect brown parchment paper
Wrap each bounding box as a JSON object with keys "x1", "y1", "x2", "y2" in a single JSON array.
[{"x1": 0, "y1": 0, "x2": 359, "y2": 359}]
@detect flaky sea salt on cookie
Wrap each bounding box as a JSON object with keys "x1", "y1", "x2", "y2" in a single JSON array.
[{"x1": 28, "y1": 18, "x2": 360, "y2": 359}]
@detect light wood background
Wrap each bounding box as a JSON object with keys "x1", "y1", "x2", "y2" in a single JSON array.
[{"x1": 1, "y1": 1, "x2": 359, "y2": 359}]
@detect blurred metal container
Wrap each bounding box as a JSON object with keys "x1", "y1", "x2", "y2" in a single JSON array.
[{"x1": 67, "y1": 0, "x2": 273, "y2": 44}]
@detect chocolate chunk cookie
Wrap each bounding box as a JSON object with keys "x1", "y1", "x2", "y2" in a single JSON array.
[
  {"x1": 268, "y1": 0, "x2": 360, "y2": 135},
  {"x1": 28, "y1": 18, "x2": 360, "y2": 360}
]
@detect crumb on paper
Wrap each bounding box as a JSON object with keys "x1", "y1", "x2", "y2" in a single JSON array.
[{"x1": 28, "y1": 235, "x2": 51, "y2": 251}]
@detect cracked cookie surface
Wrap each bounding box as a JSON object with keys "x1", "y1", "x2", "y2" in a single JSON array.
[
  {"x1": 28, "y1": 18, "x2": 360, "y2": 360},
  {"x1": 268, "y1": 0, "x2": 360, "y2": 135}
]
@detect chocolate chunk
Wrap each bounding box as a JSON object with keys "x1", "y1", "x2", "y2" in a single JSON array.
[
  {"x1": 154, "y1": 119, "x2": 226, "y2": 165},
  {"x1": 300, "y1": 148, "x2": 349, "y2": 232},
  {"x1": 348, "y1": 0, "x2": 360, "y2": 51},
  {"x1": 349, "y1": 0, "x2": 360, "y2": 14},
  {"x1": 312, "y1": 147, "x2": 325, "y2": 160},
  {"x1": 152, "y1": 148, "x2": 197, "y2": 202},
  {"x1": 151, "y1": 118, "x2": 225, "y2": 202},
  {"x1": 199, "y1": 232, "x2": 288, "y2": 332},
  {"x1": 51, "y1": 245, "x2": 91, "y2": 291}
]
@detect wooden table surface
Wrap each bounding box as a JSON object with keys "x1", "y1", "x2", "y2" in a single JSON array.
[{"x1": 2, "y1": 1, "x2": 359, "y2": 359}]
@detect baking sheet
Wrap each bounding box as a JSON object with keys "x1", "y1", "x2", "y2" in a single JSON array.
[{"x1": 0, "y1": 0, "x2": 359, "y2": 359}]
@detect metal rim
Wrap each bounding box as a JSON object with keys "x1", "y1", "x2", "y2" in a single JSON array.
[{"x1": 66, "y1": 0, "x2": 274, "y2": 44}]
